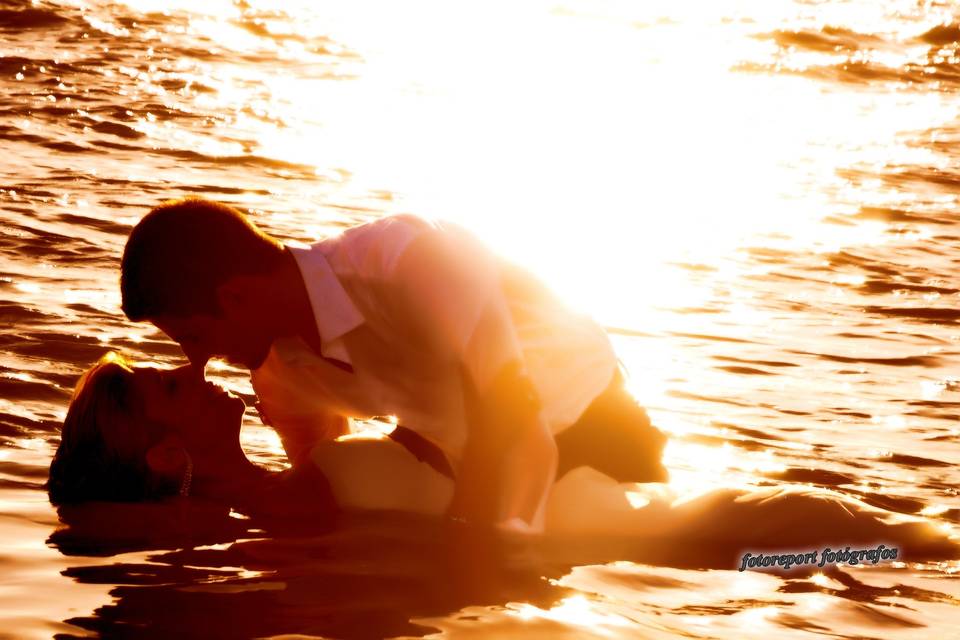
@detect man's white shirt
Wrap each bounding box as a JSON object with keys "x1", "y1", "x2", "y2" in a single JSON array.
[{"x1": 250, "y1": 214, "x2": 617, "y2": 528}]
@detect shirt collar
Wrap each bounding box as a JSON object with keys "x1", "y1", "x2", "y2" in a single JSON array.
[{"x1": 286, "y1": 240, "x2": 365, "y2": 355}]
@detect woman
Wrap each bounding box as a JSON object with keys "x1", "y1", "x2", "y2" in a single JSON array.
[
  {"x1": 47, "y1": 351, "x2": 457, "y2": 519},
  {"x1": 47, "y1": 352, "x2": 336, "y2": 519},
  {"x1": 48, "y1": 353, "x2": 959, "y2": 566}
]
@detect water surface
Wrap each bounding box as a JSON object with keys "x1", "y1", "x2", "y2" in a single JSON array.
[{"x1": 2, "y1": 0, "x2": 960, "y2": 637}]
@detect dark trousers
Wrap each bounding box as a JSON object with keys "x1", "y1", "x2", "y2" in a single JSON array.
[
  {"x1": 554, "y1": 367, "x2": 669, "y2": 483},
  {"x1": 391, "y1": 367, "x2": 669, "y2": 484}
]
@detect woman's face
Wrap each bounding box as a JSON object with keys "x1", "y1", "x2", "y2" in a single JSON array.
[{"x1": 132, "y1": 364, "x2": 246, "y2": 454}]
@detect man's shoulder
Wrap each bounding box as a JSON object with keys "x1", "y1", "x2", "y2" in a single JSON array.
[
  {"x1": 333, "y1": 213, "x2": 446, "y2": 278},
  {"x1": 346, "y1": 213, "x2": 438, "y2": 239}
]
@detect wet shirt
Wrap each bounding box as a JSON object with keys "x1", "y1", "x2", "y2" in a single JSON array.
[{"x1": 250, "y1": 214, "x2": 617, "y2": 472}]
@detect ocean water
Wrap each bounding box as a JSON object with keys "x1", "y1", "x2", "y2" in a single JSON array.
[{"x1": 2, "y1": 0, "x2": 960, "y2": 637}]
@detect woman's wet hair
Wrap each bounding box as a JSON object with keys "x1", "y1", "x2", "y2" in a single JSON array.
[
  {"x1": 47, "y1": 353, "x2": 175, "y2": 504},
  {"x1": 120, "y1": 197, "x2": 285, "y2": 321}
]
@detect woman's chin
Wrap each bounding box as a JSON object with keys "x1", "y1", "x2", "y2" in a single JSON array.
[
  {"x1": 209, "y1": 392, "x2": 246, "y2": 433},
  {"x1": 226, "y1": 393, "x2": 246, "y2": 419}
]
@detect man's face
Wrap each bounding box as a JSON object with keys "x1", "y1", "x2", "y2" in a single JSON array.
[{"x1": 151, "y1": 313, "x2": 274, "y2": 371}]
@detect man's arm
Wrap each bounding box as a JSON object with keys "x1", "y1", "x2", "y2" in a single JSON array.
[
  {"x1": 254, "y1": 398, "x2": 350, "y2": 466},
  {"x1": 450, "y1": 358, "x2": 558, "y2": 529},
  {"x1": 391, "y1": 224, "x2": 556, "y2": 529}
]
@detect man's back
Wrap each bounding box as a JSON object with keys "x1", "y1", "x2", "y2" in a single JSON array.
[{"x1": 251, "y1": 213, "x2": 616, "y2": 462}]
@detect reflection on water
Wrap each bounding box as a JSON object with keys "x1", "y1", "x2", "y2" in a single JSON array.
[
  {"x1": 1, "y1": 0, "x2": 960, "y2": 637},
  {"x1": 48, "y1": 505, "x2": 566, "y2": 638},
  {"x1": 44, "y1": 500, "x2": 960, "y2": 639}
]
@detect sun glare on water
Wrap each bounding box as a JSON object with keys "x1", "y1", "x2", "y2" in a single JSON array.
[
  {"x1": 98, "y1": 0, "x2": 960, "y2": 501},
  {"x1": 112, "y1": 0, "x2": 953, "y2": 330}
]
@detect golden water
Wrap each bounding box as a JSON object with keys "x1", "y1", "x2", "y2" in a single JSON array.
[{"x1": 1, "y1": 0, "x2": 960, "y2": 637}]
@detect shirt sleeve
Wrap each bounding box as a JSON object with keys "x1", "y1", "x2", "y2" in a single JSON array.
[
  {"x1": 251, "y1": 348, "x2": 351, "y2": 464},
  {"x1": 388, "y1": 222, "x2": 525, "y2": 396}
]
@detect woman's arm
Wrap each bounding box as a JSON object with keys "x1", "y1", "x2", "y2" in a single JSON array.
[{"x1": 240, "y1": 463, "x2": 339, "y2": 520}]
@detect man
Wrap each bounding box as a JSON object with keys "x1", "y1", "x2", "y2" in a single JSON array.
[{"x1": 120, "y1": 197, "x2": 667, "y2": 532}]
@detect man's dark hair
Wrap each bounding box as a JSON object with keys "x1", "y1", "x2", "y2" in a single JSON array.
[{"x1": 121, "y1": 197, "x2": 285, "y2": 320}]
